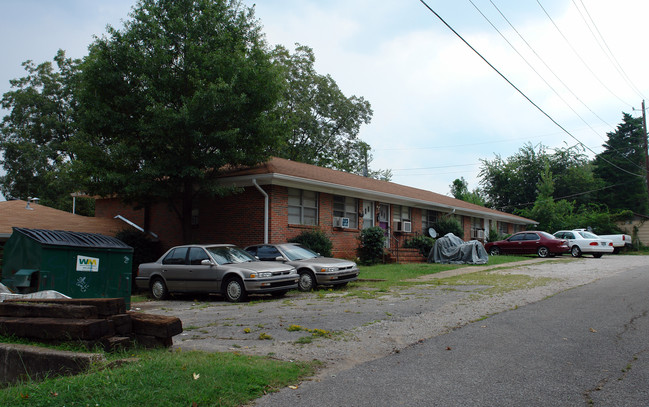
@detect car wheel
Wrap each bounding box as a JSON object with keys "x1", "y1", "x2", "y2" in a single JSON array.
[
  {"x1": 223, "y1": 277, "x2": 247, "y2": 302},
  {"x1": 488, "y1": 246, "x2": 501, "y2": 256},
  {"x1": 150, "y1": 278, "x2": 169, "y2": 300},
  {"x1": 537, "y1": 246, "x2": 550, "y2": 258},
  {"x1": 571, "y1": 246, "x2": 582, "y2": 258},
  {"x1": 271, "y1": 290, "x2": 288, "y2": 298},
  {"x1": 593, "y1": 253, "x2": 603, "y2": 258},
  {"x1": 298, "y1": 271, "x2": 315, "y2": 292}
]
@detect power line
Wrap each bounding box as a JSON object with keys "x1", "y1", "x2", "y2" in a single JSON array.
[
  {"x1": 478, "y1": 0, "x2": 644, "y2": 172},
  {"x1": 535, "y1": 0, "x2": 634, "y2": 108},
  {"x1": 417, "y1": 0, "x2": 644, "y2": 179},
  {"x1": 572, "y1": 0, "x2": 646, "y2": 100}
]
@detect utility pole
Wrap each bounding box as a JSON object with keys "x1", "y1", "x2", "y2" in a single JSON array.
[{"x1": 643, "y1": 100, "x2": 649, "y2": 206}]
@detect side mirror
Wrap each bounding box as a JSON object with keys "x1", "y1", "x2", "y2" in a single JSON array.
[
  {"x1": 275, "y1": 256, "x2": 285, "y2": 262},
  {"x1": 201, "y1": 259, "x2": 215, "y2": 266}
]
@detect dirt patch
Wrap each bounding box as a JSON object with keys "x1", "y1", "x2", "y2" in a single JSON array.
[{"x1": 133, "y1": 255, "x2": 645, "y2": 378}]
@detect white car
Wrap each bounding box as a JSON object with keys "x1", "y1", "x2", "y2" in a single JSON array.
[{"x1": 553, "y1": 230, "x2": 614, "y2": 258}]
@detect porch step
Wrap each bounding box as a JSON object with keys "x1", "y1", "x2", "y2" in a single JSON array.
[{"x1": 386, "y1": 248, "x2": 427, "y2": 264}]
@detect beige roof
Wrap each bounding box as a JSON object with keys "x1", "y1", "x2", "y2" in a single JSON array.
[
  {"x1": 220, "y1": 157, "x2": 535, "y2": 224},
  {"x1": 0, "y1": 200, "x2": 130, "y2": 240}
]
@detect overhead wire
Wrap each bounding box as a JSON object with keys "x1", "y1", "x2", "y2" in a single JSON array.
[
  {"x1": 535, "y1": 0, "x2": 634, "y2": 108},
  {"x1": 572, "y1": 0, "x2": 646, "y2": 100},
  {"x1": 481, "y1": 0, "x2": 645, "y2": 172},
  {"x1": 416, "y1": 0, "x2": 644, "y2": 179}
]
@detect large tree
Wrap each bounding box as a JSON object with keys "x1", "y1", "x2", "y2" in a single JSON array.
[
  {"x1": 479, "y1": 143, "x2": 600, "y2": 212},
  {"x1": 270, "y1": 44, "x2": 380, "y2": 177},
  {"x1": 449, "y1": 177, "x2": 486, "y2": 206},
  {"x1": 593, "y1": 113, "x2": 649, "y2": 214},
  {"x1": 72, "y1": 0, "x2": 284, "y2": 241},
  {"x1": 0, "y1": 51, "x2": 92, "y2": 214}
]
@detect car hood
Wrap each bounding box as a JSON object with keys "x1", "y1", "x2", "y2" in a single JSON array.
[
  {"x1": 291, "y1": 257, "x2": 357, "y2": 268},
  {"x1": 222, "y1": 261, "x2": 294, "y2": 273}
]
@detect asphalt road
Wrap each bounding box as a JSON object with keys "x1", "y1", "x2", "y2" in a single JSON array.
[{"x1": 253, "y1": 264, "x2": 649, "y2": 406}]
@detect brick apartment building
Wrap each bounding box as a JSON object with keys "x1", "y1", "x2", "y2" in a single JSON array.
[{"x1": 95, "y1": 157, "x2": 536, "y2": 259}]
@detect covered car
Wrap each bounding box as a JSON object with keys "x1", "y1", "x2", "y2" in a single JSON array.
[
  {"x1": 245, "y1": 243, "x2": 359, "y2": 291},
  {"x1": 428, "y1": 233, "x2": 488, "y2": 264}
]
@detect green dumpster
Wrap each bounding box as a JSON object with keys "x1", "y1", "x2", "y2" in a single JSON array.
[{"x1": 1, "y1": 227, "x2": 133, "y2": 309}]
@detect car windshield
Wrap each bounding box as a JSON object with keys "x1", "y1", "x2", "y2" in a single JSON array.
[
  {"x1": 281, "y1": 244, "x2": 319, "y2": 261},
  {"x1": 577, "y1": 231, "x2": 598, "y2": 239},
  {"x1": 205, "y1": 246, "x2": 257, "y2": 265}
]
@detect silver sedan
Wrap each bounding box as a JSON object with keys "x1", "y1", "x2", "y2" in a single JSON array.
[
  {"x1": 136, "y1": 244, "x2": 298, "y2": 302},
  {"x1": 245, "y1": 243, "x2": 359, "y2": 291}
]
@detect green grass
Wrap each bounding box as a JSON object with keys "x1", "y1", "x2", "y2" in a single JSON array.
[
  {"x1": 353, "y1": 255, "x2": 533, "y2": 289},
  {"x1": 0, "y1": 346, "x2": 316, "y2": 407}
]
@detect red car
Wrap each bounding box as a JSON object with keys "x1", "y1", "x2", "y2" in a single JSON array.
[{"x1": 484, "y1": 231, "x2": 569, "y2": 258}]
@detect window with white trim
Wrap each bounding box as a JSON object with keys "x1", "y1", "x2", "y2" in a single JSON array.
[
  {"x1": 333, "y1": 195, "x2": 358, "y2": 228},
  {"x1": 288, "y1": 188, "x2": 318, "y2": 225}
]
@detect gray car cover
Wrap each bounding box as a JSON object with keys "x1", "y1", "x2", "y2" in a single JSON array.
[{"x1": 427, "y1": 233, "x2": 489, "y2": 264}]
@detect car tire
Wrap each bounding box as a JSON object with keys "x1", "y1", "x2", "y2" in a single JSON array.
[
  {"x1": 488, "y1": 246, "x2": 501, "y2": 256},
  {"x1": 571, "y1": 246, "x2": 582, "y2": 258},
  {"x1": 150, "y1": 278, "x2": 169, "y2": 300},
  {"x1": 223, "y1": 277, "x2": 247, "y2": 302},
  {"x1": 298, "y1": 271, "x2": 316, "y2": 292},
  {"x1": 537, "y1": 246, "x2": 550, "y2": 258},
  {"x1": 593, "y1": 253, "x2": 603, "y2": 258}
]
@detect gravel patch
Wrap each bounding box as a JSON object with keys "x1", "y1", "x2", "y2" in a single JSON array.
[{"x1": 134, "y1": 255, "x2": 647, "y2": 378}]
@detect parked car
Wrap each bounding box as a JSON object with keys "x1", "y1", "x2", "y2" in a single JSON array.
[
  {"x1": 245, "y1": 243, "x2": 359, "y2": 291},
  {"x1": 135, "y1": 244, "x2": 298, "y2": 302},
  {"x1": 577, "y1": 229, "x2": 632, "y2": 254},
  {"x1": 484, "y1": 231, "x2": 569, "y2": 258},
  {"x1": 553, "y1": 230, "x2": 614, "y2": 258}
]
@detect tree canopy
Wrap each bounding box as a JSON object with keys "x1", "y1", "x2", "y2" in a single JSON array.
[
  {"x1": 72, "y1": 0, "x2": 284, "y2": 240},
  {"x1": 593, "y1": 112, "x2": 648, "y2": 214},
  {"x1": 0, "y1": 51, "x2": 94, "y2": 214},
  {"x1": 270, "y1": 44, "x2": 384, "y2": 178}
]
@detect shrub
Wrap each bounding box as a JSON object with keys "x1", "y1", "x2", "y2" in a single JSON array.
[
  {"x1": 434, "y1": 217, "x2": 464, "y2": 239},
  {"x1": 288, "y1": 228, "x2": 333, "y2": 257},
  {"x1": 403, "y1": 234, "x2": 435, "y2": 256},
  {"x1": 357, "y1": 226, "x2": 386, "y2": 265},
  {"x1": 487, "y1": 228, "x2": 500, "y2": 242}
]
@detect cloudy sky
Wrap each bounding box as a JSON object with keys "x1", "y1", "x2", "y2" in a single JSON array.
[{"x1": 1, "y1": 0, "x2": 648, "y2": 202}]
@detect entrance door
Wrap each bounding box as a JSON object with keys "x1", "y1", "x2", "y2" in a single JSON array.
[
  {"x1": 377, "y1": 203, "x2": 390, "y2": 248},
  {"x1": 362, "y1": 201, "x2": 374, "y2": 229}
]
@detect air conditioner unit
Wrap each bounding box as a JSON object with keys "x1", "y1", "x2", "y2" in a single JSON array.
[
  {"x1": 397, "y1": 221, "x2": 412, "y2": 233},
  {"x1": 334, "y1": 217, "x2": 350, "y2": 228},
  {"x1": 477, "y1": 230, "x2": 485, "y2": 239}
]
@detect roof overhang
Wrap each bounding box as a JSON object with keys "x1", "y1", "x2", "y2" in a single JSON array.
[{"x1": 219, "y1": 173, "x2": 535, "y2": 225}]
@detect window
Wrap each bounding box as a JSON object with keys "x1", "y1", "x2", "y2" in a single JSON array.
[
  {"x1": 162, "y1": 247, "x2": 188, "y2": 265},
  {"x1": 497, "y1": 221, "x2": 508, "y2": 235},
  {"x1": 422, "y1": 210, "x2": 438, "y2": 235},
  {"x1": 392, "y1": 205, "x2": 411, "y2": 223},
  {"x1": 288, "y1": 188, "x2": 318, "y2": 225},
  {"x1": 333, "y1": 195, "x2": 358, "y2": 228},
  {"x1": 255, "y1": 245, "x2": 282, "y2": 261},
  {"x1": 188, "y1": 247, "x2": 209, "y2": 265}
]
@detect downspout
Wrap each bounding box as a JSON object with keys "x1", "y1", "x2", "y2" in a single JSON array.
[{"x1": 252, "y1": 179, "x2": 269, "y2": 244}]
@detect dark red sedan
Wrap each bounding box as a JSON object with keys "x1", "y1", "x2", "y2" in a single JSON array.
[{"x1": 484, "y1": 231, "x2": 569, "y2": 258}]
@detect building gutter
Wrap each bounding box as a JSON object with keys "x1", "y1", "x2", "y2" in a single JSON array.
[{"x1": 252, "y1": 179, "x2": 269, "y2": 244}]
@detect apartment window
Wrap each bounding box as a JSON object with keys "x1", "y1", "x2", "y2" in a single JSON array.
[
  {"x1": 288, "y1": 188, "x2": 318, "y2": 225},
  {"x1": 498, "y1": 221, "x2": 508, "y2": 235},
  {"x1": 422, "y1": 210, "x2": 438, "y2": 233},
  {"x1": 333, "y1": 195, "x2": 358, "y2": 228},
  {"x1": 392, "y1": 205, "x2": 411, "y2": 223}
]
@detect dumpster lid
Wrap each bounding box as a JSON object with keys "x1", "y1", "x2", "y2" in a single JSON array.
[{"x1": 12, "y1": 227, "x2": 131, "y2": 249}]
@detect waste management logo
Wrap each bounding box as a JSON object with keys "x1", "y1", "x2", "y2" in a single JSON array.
[{"x1": 76, "y1": 255, "x2": 100, "y2": 272}]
